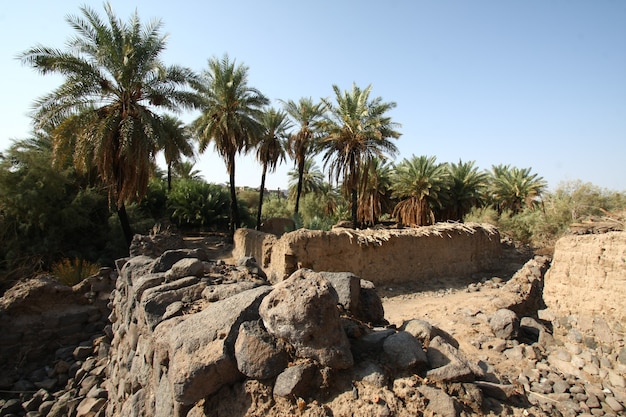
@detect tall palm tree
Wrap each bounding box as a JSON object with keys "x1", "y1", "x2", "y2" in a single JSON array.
[
  {"x1": 191, "y1": 54, "x2": 268, "y2": 238},
  {"x1": 173, "y1": 160, "x2": 203, "y2": 181},
  {"x1": 358, "y1": 157, "x2": 394, "y2": 226},
  {"x1": 488, "y1": 164, "x2": 547, "y2": 214},
  {"x1": 287, "y1": 158, "x2": 325, "y2": 201},
  {"x1": 438, "y1": 160, "x2": 488, "y2": 222},
  {"x1": 19, "y1": 4, "x2": 199, "y2": 247},
  {"x1": 282, "y1": 97, "x2": 327, "y2": 215},
  {"x1": 320, "y1": 83, "x2": 401, "y2": 228},
  {"x1": 159, "y1": 115, "x2": 195, "y2": 190},
  {"x1": 391, "y1": 155, "x2": 449, "y2": 226},
  {"x1": 255, "y1": 107, "x2": 291, "y2": 230}
]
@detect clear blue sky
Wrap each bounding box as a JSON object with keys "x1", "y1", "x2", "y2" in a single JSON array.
[{"x1": 1, "y1": 0, "x2": 625, "y2": 191}]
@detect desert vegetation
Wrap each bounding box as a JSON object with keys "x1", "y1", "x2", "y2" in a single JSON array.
[{"x1": 1, "y1": 3, "x2": 624, "y2": 290}]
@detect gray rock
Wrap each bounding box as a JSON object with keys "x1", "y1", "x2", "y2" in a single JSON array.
[
  {"x1": 202, "y1": 281, "x2": 262, "y2": 302},
  {"x1": 382, "y1": 331, "x2": 428, "y2": 370},
  {"x1": 401, "y1": 319, "x2": 433, "y2": 343},
  {"x1": 351, "y1": 329, "x2": 395, "y2": 362},
  {"x1": 151, "y1": 249, "x2": 208, "y2": 273},
  {"x1": 605, "y1": 396, "x2": 624, "y2": 413},
  {"x1": 1, "y1": 398, "x2": 23, "y2": 415},
  {"x1": 320, "y1": 271, "x2": 361, "y2": 314},
  {"x1": 234, "y1": 320, "x2": 289, "y2": 379},
  {"x1": 140, "y1": 277, "x2": 205, "y2": 330},
  {"x1": 75, "y1": 397, "x2": 107, "y2": 416},
  {"x1": 165, "y1": 258, "x2": 204, "y2": 281},
  {"x1": 236, "y1": 256, "x2": 267, "y2": 280},
  {"x1": 73, "y1": 345, "x2": 93, "y2": 361},
  {"x1": 273, "y1": 362, "x2": 319, "y2": 398},
  {"x1": 259, "y1": 269, "x2": 354, "y2": 369},
  {"x1": 153, "y1": 285, "x2": 271, "y2": 406},
  {"x1": 489, "y1": 309, "x2": 519, "y2": 340},
  {"x1": 417, "y1": 385, "x2": 459, "y2": 417},
  {"x1": 357, "y1": 279, "x2": 386, "y2": 325},
  {"x1": 352, "y1": 360, "x2": 388, "y2": 388},
  {"x1": 426, "y1": 336, "x2": 480, "y2": 383}
]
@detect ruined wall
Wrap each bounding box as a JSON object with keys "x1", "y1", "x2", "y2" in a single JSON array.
[
  {"x1": 233, "y1": 223, "x2": 503, "y2": 285},
  {"x1": 0, "y1": 270, "x2": 114, "y2": 375},
  {"x1": 544, "y1": 231, "x2": 626, "y2": 324},
  {"x1": 541, "y1": 231, "x2": 626, "y2": 390}
]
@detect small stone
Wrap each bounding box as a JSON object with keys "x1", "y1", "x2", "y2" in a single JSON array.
[
  {"x1": 604, "y1": 396, "x2": 623, "y2": 413},
  {"x1": 556, "y1": 349, "x2": 572, "y2": 362},
  {"x1": 73, "y1": 345, "x2": 92, "y2": 361},
  {"x1": 553, "y1": 379, "x2": 570, "y2": 394},
  {"x1": 587, "y1": 394, "x2": 601, "y2": 408},
  {"x1": 608, "y1": 371, "x2": 626, "y2": 388}
]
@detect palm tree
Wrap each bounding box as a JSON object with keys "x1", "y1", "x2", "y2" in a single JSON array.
[
  {"x1": 173, "y1": 160, "x2": 203, "y2": 181},
  {"x1": 255, "y1": 107, "x2": 291, "y2": 230},
  {"x1": 282, "y1": 97, "x2": 327, "y2": 215},
  {"x1": 488, "y1": 164, "x2": 547, "y2": 214},
  {"x1": 320, "y1": 83, "x2": 401, "y2": 228},
  {"x1": 358, "y1": 157, "x2": 394, "y2": 226},
  {"x1": 191, "y1": 54, "x2": 268, "y2": 238},
  {"x1": 391, "y1": 155, "x2": 450, "y2": 226},
  {"x1": 287, "y1": 158, "x2": 325, "y2": 201},
  {"x1": 159, "y1": 115, "x2": 195, "y2": 191},
  {"x1": 438, "y1": 160, "x2": 488, "y2": 222},
  {"x1": 19, "y1": 4, "x2": 199, "y2": 247}
]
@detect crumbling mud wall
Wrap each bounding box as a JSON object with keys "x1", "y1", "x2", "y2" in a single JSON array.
[
  {"x1": 233, "y1": 223, "x2": 503, "y2": 285},
  {"x1": 540, "y1": 231, "x2": 626, "y2": 401},
  {"x1": 544, "y1": 231, "x2": 626, "y2": 325}
]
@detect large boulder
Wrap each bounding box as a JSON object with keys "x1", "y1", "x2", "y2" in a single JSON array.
[
  {"x1": 153, "y1": 285, "x2": 271, "y2": 406},
  {"x1": 259, "y1": 269, "x2": 354, "y2": 369}
]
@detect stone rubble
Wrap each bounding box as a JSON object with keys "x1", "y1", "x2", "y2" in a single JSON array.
[{"x1": 0, "y1": 230, "x2": 624, "y2": 417}]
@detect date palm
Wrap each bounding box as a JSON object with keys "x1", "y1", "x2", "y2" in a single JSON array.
[
  {"x1": 287, "y1": 158, "x2": 325, "y2": 201},
  {"x1": 488, "y1": 164, "x2": 546, "y2": 214},
  {"x1": 391, "y1": 155, "x2": 449, "y2": 226},
  {"x1": 255, "y1": 107, "x2": 291, "y2": 230},
  {"x1": 173, "y1": 160, "x2": 203, "y2": 181},
  {"x1": 191, "y1": 54, "x2": 268, "y2": 238},
  {"x1": 320, "y1": 83, "x2": 400, "y2": 228},
  {"x1": 160, "y1": 115, "x2": 195, "y2": 191},
  {"x1": 19, "y1": 4, "x2": 199, "y2": 247},
  {"x1": 439, "y1": 160, "x2": 488, "y2": 222},
  {"x1": 282, "y1": 97, "x2": 327, "y2": 215},
  {"x1": 358, "y1": 157, "x2": 394, "y2": 226}
]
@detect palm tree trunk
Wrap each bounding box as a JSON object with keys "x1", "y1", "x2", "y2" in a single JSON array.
[
  {"x1": 294, "y1": 160, "x2": 304, "y2": 215},
  {"x1": 167, "y1": 162, "x2": 172, "y2": 191},
  {"x1": 256, "y1": 165, "x2": 267, "y2": 231},
  {"x1": 117, "y1": 203, "x2": 134, "y2": 248},
  {"x1": 228, "y1": 155, "x2": 239, "y2": 241},
  {"x1": 351, "y1": 187, "x2": 358, "y2": 229}
]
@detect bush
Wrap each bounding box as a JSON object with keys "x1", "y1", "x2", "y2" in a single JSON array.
[
  {"x1": 167, "y1": 180, "x2": 230, "y2": 230},
  {"x1": 51, "y1": 258, "x2": 100, "y2": 286}
]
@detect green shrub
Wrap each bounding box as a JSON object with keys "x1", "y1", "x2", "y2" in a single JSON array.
[{"x1": 167, "y1": 180, "x2": 230, "y2": 230}]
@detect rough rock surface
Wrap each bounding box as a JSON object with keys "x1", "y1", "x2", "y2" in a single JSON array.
[{"x1": 1, "y1": 228, "x2": 625, "y2": 417}]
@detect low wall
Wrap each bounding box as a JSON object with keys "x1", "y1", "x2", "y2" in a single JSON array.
[{"x1": 233, "y1": 223, "x2": 503, "y2": 285}]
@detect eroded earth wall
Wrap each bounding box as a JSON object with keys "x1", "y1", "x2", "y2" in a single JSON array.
[{"x1": 233, "y1": 223, "x2": 503, "y2": 285}]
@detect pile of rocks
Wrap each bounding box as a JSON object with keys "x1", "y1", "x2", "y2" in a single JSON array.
[{"x1": 103, "y1": 243, "x2": 548, "y2": 417}]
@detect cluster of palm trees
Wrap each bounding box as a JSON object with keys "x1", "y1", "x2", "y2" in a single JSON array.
[
  {"x1": 18, "y1": 4, "x2": 547, "y2": 247},
  {"x1": 285, "y1": 156, "x2": 547, "y2": 228}
]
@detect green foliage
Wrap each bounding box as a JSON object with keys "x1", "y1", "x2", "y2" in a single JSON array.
[
  {"x1": 167, "y1": 180, "x2": 230, "y2": 230},
  {"x1": 0, "y1": 137, "x2": 127, "y2": 286},
  {"x1": 261, "y1": 194, "x2": 292, "y2": 219},
  {"x1": 52, "y1": 258, "x2": 101, "y2": 287}
]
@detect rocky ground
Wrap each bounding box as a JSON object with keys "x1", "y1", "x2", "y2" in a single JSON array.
[{"x1": 0, "y1": 233, "x2": 625, "y2": 416}]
